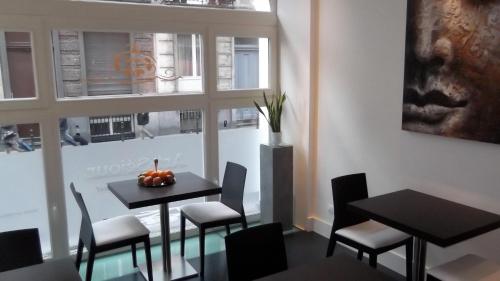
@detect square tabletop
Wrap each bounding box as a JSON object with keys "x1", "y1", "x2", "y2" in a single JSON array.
[
  {"x1": 255, "y1": 254, "x2": 397, "y2": 281},
  {"x1": 0, "y1": 258, "x2": 82, "y2": 281},
  {"x1": 108, "y1": 172, "x2": 222, "y2": 209},
  {"x1": 349, "y1": 189, "x2": 500, "y2": 247}
]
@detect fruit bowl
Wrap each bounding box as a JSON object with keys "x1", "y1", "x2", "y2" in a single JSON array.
[{"x1": 138, "y1": 159, "x2": 176, "y2": 188}]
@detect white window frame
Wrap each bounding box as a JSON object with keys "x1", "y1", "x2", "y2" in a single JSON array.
[{"x1": 0, "y1": 0, "x2": 277, "y2": 259}]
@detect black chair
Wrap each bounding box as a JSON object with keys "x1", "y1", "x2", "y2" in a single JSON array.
[
  {"x1": 0, "y1": 228, "x2": 43, "y2": 272},
  {"x1": 326, "y1": 173, "x2": 413, "y2": 280},
  {"x1": 225, "y1": 223, "x2": 288, "y2": 281},
  {"x1": 70, "y1": 183, "x2": 153, "y2": 281},
  {"x1": 180, "y1": 162, "x2": 248, "y2": 276}
]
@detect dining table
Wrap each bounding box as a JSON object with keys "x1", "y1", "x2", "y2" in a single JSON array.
[
  {"x1": 349, "y1": 189, "x2": 500, "y2": 281},
  {"x1": 255, "y1": 253, "x2": 397, "y2": 281},
  {"x1": 0, "y1": 258, "x2": 82, "y2": 281},
  {"x1": 108, "y1": 172, "x2": 222, "y2": 281}
]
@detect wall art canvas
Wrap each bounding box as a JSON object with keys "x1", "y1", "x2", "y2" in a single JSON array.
[{"x1": 402, "y1": 0, "x2": 500, "y2": 144}]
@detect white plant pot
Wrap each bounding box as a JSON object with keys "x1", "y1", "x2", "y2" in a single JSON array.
[{"x1": 269, "y1": 131, "x2": 282, "y2": 146}]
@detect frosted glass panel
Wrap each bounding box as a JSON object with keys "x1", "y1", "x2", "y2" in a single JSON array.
[
  {"x1": 218, "y1": 107, "x2": 267, "y2": 215},
  {"x1": 61, "y1": 110, "x2": 204, "y2": 249},
  {"x1": 0, "y1": 123, "x2": 51, "y2": 257}
]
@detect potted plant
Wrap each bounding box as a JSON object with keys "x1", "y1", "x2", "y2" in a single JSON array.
[{"x1": 254, "y1": 92, "x2": 286, "y2": 146}]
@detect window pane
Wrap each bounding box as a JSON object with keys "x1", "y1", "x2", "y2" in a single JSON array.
[
  {"x1": 0, "y1": 123, "x2": 51, "y2": 257},
  {"x1": 61, "y1": 110, "x2": 204, "y2": 252},
  {"x1": 216, "y1": 36, "x2": 269, "y2": 90},
  {"x1": 52, "y1": 31, "x2": 203, "y2": 98},
  {"x1": 0, "y1": 32, "x2": 36, "y2": 100},
  {"x1": 95, "y1": 0, "x2": 271, "y2": 12},
  {"x1": 218, "y1": 107, "x2": 267, "y2": 215}
]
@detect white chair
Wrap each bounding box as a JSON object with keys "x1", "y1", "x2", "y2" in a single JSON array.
[
  {"x1": 71, "y1": 183, "x2": 153, "y2": 281},
  {"x1": 180, "y1": 162, "x2": 247, "y2": 276},
  {"x1": 427, "y1": 254, "x2": 500, "y2": 281}
]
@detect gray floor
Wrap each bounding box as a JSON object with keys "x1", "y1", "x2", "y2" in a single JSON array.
[{"x1": 110, "y1": 231, "x2": 405, "y2": 281}]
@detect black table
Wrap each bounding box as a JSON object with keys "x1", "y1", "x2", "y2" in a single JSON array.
[
  {"x1": 108, "y1": 172, "x2": 222, "y2": 281},
  {"x1": 349, "y1": 189, "x2": 500, "y2": 281},
  {"x1": 255, "y1": 254, "x2": 397, "y2": 281},
  {"x1": 0, "y1": 258, "x2": 82, "y2": 281}
]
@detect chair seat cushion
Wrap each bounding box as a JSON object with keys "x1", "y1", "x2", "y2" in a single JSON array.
[
  {"x1": 181, "y1": 202, "x2": 241, "y2": 225},
  {"x1": 93, "y1": 215, "x2": 149, "y2": 246},
  {"x1": 335, "y1": 220, "x2": 410, "y2": 249},
  {"x1": 427, "y1": 254, "x2": 500, "y2": 281}
]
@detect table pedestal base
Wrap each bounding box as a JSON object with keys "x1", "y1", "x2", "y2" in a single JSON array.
[
  {"x1": 413, "y1": 238, "x2": 427, "y2": 281},
  {"x1": 139, "y1": 256, "x2": 198, "y2": 281}
]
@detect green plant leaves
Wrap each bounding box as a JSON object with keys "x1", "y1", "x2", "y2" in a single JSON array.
[{"x1": 254, "y1": 91, "x2": 286, "y2": 133}]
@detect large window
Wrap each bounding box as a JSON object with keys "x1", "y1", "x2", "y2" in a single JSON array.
[
  {"x1": 0, "y1": 32, "x2": 36, "y2": 100},
  {"x1": 96, "y1": 0, "x2": 272, "y2": 11},
  {"x1": 0, "y1": 123, "x2": 51, "y2": 256},
  {"x1": 0, "y1": 0, "x2": 276, "y2": 258},
  {"x1": 216, "y1": 36, "x2": 269, "y2": 90},
  {"x1": 62, "y1": 110, "x2": 204, "y2": 249},
  {"x1": 52, "y1": 31, "x2": 204, "y2": 98}
]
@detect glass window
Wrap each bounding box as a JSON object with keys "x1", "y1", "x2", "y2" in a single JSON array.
[
  {"x1": 218, "y1": 107, "x2": 267, "y2": 215},
  {"x1": 0, "y1": 123, "x2": 52, "y2": 257},
  {"x1": 216, "y1": 36, "x2": 269, "y2": 90},
  {"x1": 61, "y1": 110, "x2": 204, "y2": 250},
  {"x1": 52, "y1": 31, "x2": 203, "y2": 98},
  {"x1": 0, "y1": 32, "x2": 36, "y2": 100},
  {"x1": 95, "y1": 0, "x2": 271, "y2": 12}
]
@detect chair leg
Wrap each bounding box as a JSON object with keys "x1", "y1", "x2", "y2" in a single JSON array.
[
  {"x1": 369, "y1": 254, "x2": 377, "y2": 268},
  {"x1": 144, "y1": 239, "x2": 153, "y2": 281},
  {"x1": 326, "y1": 230, "x2": 337, "y2": 257},
  {"x1": 131, "y1": 243, "x2": 137, "y2": 268},
  {"x1": 180, "y1": 213, "x2": 186, "y2": 257},
  {"x1": 357, "y1": 250, "x2": 363, "y2": 261},
  {"x1": 406, "y1": 239, "x2": 413, "y2": 281},
  {"x1": 75, "y1": 239, "x2": 84, "y2": 270},
  {"x1": 241, "y1": 211, "x2": 248, "y2": 229},
  {"x1": 225, "y1": 225, "x2": 231, "y2": 236},
  {"x1": 85, "y1": 250, "x2": 96, "y2": 281},
  {"x1": 199, "y1": 227, "x2": 205, "y2": 276}
]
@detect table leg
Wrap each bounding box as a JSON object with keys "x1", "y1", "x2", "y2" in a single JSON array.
[
  {"x1": 160, "y1": 203, "x2": 172, "y2": 273},
  {"x1": 413, "y1": 238, "x2": 427, "y2": 281},
  {"x1": 140, "y1": 203, "x2": 198, "y2": 281}
]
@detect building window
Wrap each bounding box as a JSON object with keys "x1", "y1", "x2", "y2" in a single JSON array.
[
  {"x1": 216, "y1": 36, "x2": 269, "y2": 90},
  {"x1": 52, "y1": 31, "x2": 204, "y2": 98},
  {"x1": 0, "y1": 31, "x2": 36, "y2": 100}
]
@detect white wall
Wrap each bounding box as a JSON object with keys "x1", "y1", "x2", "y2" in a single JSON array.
[
  {"x1": 312, "y1": 0, "x2": 500, "y2": 273},
  {"x1": 278, "y1": 0, "x2": 313, "y2": 229}
]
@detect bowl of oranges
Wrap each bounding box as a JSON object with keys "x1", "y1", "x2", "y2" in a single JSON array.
[{"x1": 138, "y1": 159, "x2": 176, "y2": 187}]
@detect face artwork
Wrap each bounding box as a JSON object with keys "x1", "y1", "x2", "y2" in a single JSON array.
[{"x1": 402, "y1": 0, "x2": 500, "y2": 143}]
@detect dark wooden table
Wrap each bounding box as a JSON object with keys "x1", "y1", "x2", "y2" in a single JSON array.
[
  {"x1": 108, "y1": 172, "x2": 222, "y2": 281},
  {"x1": 0, "y1": 258, "x2": 82, "y2": 281},
  {"x1": 255, "y1": 254, "x2": 397, "y2": 281},
  {"x1": 349, "y1": 189, "x2": 500, "y2": 281}
]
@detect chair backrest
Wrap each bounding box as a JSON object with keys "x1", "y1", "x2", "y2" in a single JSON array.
[
  {"x1": 225, "y1": 223, "x2": 288, "y2": 281},
  {"x1": 70, "y1": 183, "x2": 95, "y2": 248},
  {"x1": 0, "y1": 228, "x2": 43, "y2": 272},
  {"x1": 331, "y1": 173, "x2": 369, "y2": 230},
  {"x1": 220, "y1": 162, "x2": 247, "y2": 214}
]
